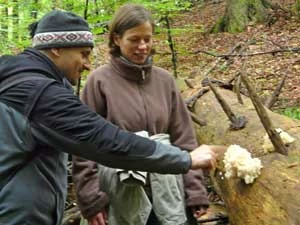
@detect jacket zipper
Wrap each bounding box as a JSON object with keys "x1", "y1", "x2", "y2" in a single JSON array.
[
  {"x1": 138, "y1": 69, "x2": 148, "y2": 131},
  {"x1": 141, "y1": 69, "x2": 145, "y2": 80}
]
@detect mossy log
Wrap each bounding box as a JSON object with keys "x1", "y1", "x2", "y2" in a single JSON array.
[{"x1": 191, "y1": 88, "x2": 300, "y2": 225}]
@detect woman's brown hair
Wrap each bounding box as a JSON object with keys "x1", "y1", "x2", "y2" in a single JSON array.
[{"x1": 108, "y1": 4, "x2": 155, "y2": 56}]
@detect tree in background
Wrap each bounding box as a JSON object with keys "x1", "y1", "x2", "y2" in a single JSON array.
[
  {"x1": 212, "y1": 0, "x2": 270, "y2": 33},
  {"x1": 0, "y1": 0, "x2": 194, "y2": 55}
]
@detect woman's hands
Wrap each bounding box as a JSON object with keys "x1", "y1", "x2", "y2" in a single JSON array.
[{"x1": 88, "y1": 209, "x2": 108, "y2": 225}]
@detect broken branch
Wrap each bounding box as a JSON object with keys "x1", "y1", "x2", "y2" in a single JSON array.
[
  {"x1": 208, "y1": 79, "x2": 247, "y2": 130},
  {"x1": 264, "y1": 74, "x2": 287, "y2": 109},
  {"x1": 240, "y1": 65, "x2": 288, "y2": 155}
]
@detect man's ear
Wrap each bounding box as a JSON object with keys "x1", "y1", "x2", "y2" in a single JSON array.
[{"x1": 50, "y1": 48, "x2": 61, "y2": 57}]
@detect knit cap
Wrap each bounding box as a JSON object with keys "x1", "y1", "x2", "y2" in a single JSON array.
[{"x1": 31, "y1": 10, "x2": 94, "y2": 49}]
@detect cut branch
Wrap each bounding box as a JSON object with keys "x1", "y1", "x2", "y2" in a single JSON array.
[
  {"x1": 184, "y1": 87, "x2": 210, "y2": 109},
  {"x1": 264, "y1": 74, "x2": 287, "y2": 109},
  {"x1": 201, "y1": 77, "x2": 233, "y2": 90},
  {"x1": 208, "y1": 79, "x2": 247, "y2": 130},
  {"x1": 233, "y1": 73, "x2": 244, "y2": 104},
  {"x1": 184, "y1": 79, "x2": 195, "y2": 89},
  {"x1": 189, "y1": 111, "x2": 207, "y2": 126},
  {"x1": 240, "y1": 66, "x2": 288, "y2": 155},
  {"x1": 201, "y1": 43, "x2": 242, "y2": 78}
]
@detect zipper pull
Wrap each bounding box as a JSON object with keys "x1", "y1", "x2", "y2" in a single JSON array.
[{"x1": 142, "y1": 70, "x2": 145, "y2": 80}]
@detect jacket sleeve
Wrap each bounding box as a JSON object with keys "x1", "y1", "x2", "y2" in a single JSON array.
[
  {"x1": 72, "y1": 73, "x2": 110, "y2": 219},
  {"x1": 72, "y1": 155, "x2": 109, "y2": 218},
  {"x1": 30, "y1": 81, "x2": 192, "y2": 174},
  {"x1": 168, "y1": 78, "x2": 209, "y2": 207}
]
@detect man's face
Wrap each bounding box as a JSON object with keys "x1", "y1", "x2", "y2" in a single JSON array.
[{"x1": 55, "y1": 47, "x2": 92, "y2": 85}]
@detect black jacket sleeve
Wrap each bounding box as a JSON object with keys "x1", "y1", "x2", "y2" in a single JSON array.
[{"x1": 30, "y1": 82, "x2": 191, "y2": 174}]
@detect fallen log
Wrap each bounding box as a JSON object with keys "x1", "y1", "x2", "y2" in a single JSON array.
[{"x1": 190, "y1": 87, "x2": 300, "y2": 225}]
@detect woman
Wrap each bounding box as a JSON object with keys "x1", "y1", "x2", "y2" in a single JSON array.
[{"x1": 72, "y1": 3, "x2": 210, "y2": 225}]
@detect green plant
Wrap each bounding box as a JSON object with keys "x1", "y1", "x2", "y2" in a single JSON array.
[{"x1": 278, "y1": 107, "x2": 300, "y2": 120}]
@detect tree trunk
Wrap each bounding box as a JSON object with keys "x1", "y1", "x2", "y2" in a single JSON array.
[
  {"x1": 212, "y1": 0, "x2": 269, "y2": 33},
  {"x1": 190, "y1": 87, "x2": 300, "y2": 225}
]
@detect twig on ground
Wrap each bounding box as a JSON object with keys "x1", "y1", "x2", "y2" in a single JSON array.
[{"x1": 194, "y1": 47, "x2": 300, "y2": 58}]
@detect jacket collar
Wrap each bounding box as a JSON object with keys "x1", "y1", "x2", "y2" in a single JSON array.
[
  {"x1": 0, "y1": 48, "x2": 66, "y2": 83},
  {"x1": 21, "y1": 48, "x2": 67, "y2": 83},
  {"x1": 110, "y1": 56, "x2": 152, "y2": 82}
]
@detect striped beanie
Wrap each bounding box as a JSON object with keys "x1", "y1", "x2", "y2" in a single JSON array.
[{"x1": 31, "y1": 10, "x2": 94, "y2": 49}]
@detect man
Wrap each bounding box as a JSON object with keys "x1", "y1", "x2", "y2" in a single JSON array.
[{"x1": 0, "y1": 10, "x2": 216, "y2": 225}]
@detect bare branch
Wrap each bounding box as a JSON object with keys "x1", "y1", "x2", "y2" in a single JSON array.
[
  {"x1": 208, "y1": 79, "x2": 247, "y2": 130},
  {"x1": 194, "y1": 47, "x2": 300, "y2": 58},
  {"x1": 240, "y1": 64, "x2": 288, "y2": 155},
  {"x1": 184, "y1": 79, "x2": 195, "y2": 88},
  {"x1": 189, "y1": 111, "x2": 207, "y2": 126},
  {"x1": 264, "y1": 74, "x2": 287, "y2": 109},
  {"x1": 184, "y1": 87, "x2": 210, "y2": 108},
  {"x1": 234, "y1": 73, "x2": 244, "y2": 104},
  {"x1": 201, "y1": 43, "x2": 243, "y2": 78}
]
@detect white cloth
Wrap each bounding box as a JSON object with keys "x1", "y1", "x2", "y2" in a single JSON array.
[{"x1": 116, "y1": 131, "x2": 157, "y2": 186}]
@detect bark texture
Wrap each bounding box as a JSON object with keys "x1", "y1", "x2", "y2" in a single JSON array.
[
  {"x1": 212, "y1": 0, "x2": 269, "y2": 33},
  {"x1": 191, "y1": 88, "x2": 300, "y2": 225}
]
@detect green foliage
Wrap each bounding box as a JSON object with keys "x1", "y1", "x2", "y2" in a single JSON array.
[
  {"x1": 278, "y1": 107, "x2": 300, "y2": 120},
  {"x1": 143, "y1": 0, "x2": 192, "y2": 17},
  {"x1": 294, "y1": 0, "x2": 300, "y2": 18},
  {"x1": 0, "y1": 0, "x2": 195, "y2": 55}
]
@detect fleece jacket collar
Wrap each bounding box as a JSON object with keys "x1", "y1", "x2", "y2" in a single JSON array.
[{"x1": 110, "y1": 56, "x2": 153, "y2": 83}]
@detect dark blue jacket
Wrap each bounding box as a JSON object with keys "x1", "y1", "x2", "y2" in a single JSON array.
[{"x1": 0, "y1": 49, "x2": 191, "y2": 225}]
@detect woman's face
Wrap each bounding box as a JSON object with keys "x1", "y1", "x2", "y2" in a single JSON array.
[{"x1": 114, "y1": 21, "x2": 153, "y2": 65}]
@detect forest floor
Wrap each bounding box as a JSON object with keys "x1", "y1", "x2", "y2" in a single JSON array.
[{"x1": 164, "y1": 0, "x2": 300, "y2": 110}]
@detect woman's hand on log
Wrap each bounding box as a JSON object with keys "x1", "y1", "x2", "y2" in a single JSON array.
[{"x1": 190, "y1": 144, "x2": 217, "y2": 170}]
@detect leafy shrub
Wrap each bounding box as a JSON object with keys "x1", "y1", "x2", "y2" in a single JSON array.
[{"x1": 279, "y1": 107, "x2": 300, "y2": 120}]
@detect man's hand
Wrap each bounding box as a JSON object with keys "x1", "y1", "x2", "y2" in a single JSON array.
[
  {"x1": 88, "y1": 209, "x2": 108, "y2": 225},
  {"x1": 190, "y1": 144, "x2": 217, "y2": 170}
]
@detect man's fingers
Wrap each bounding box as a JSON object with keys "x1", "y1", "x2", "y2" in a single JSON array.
[{"x1": 190, "y1": 145, "x2": 219, "y2": 169}]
